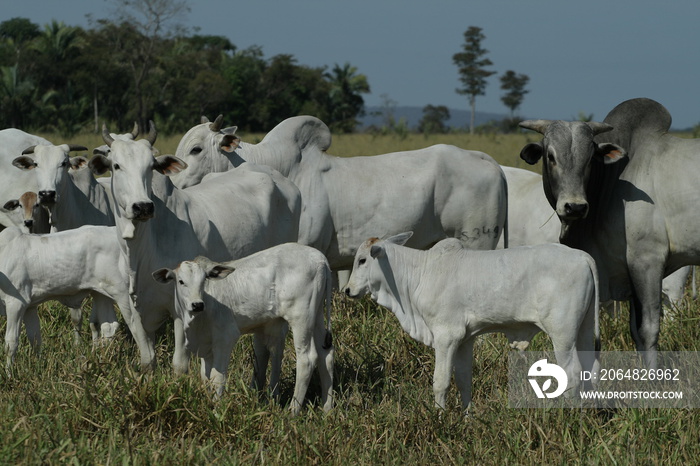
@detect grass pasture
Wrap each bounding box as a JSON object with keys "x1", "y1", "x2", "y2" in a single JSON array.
[{"x1": 1, "y1": 130, "x2": 699, "y2": 463}]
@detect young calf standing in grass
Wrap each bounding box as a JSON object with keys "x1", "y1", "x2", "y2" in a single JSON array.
[
  {"x1": 152, "y1": 243, "x2": 334, "y2": 415},
  {"x1": 344, "y1": 232, "x2": 600, "y2": 411}
]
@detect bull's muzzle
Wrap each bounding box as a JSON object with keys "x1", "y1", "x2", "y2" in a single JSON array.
[
  {"x1": 562, "y1": 202, "x2": 589, "y2": 220},
  {"x1": 38, "y1": 190, "x2": 57, "y2": 205},
  {"x1": 191, "y1": 302, "x2": 204, "y2": 313},
  {"x1": 131, "y1": 201, "x2": 155, "y2": 220}
]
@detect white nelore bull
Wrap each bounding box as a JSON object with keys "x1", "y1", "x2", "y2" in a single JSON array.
[
  {"x1": 344, "y1": 232, "x2": 600, "y2": 411},
  {"x1": 172, "y1": 115, "x2": 508, "y2": 270},
  {"x1": 152, "y1": 243, "x2": 334, "y2": 415},
  {"x1": 0, "y1": 225, "x2": 130, "y2": 370}
]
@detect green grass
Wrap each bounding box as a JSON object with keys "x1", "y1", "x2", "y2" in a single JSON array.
[
  {"x1": 1, "y1": 291, "x2": 699, "y2": 464},
  {"x1": 3, "y1": 131, "x2": 698, "y2": 463}
]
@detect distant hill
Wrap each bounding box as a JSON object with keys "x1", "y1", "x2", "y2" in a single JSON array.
[{"x1": 360, "y1": 106, "x2": 508, "y2": 130}]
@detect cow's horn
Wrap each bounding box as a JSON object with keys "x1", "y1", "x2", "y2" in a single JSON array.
[
  {"x1": 519, "y1": 119, "x2": 553, "y2": 134},
  {"x1": 586, "y1": 122, "x2": 614, "y2": 136},
  {"x1": 21, "y1": 145, "x2": 37, "y2": 155},
  {"x1": 130, "y1": 121, "x2": 139, "y2": 139},
  {"x1": 68, "y1": 144, "x2": 88, "y2": 152},
  {"x1": 209, "y1": 114, "x2": 224, "y2": 132},
  {"x1": 145, "y1": 120, "x2": 157, "y2": 146},
  {"x1": 102, "y1": 124, "x2": 114, "y2": 147}
]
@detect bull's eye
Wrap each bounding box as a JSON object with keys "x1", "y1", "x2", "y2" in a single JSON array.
[
  {"x1": 358, "y1": 258, "x2": 366, "y2": 266},
  {"x1": 112, "y1": 163, "x2": 120, "y2": 171},
  {"x1": 190, "y1": 146, "x2": 203, "y2": 156},
  {"x1": 547, "y1": 153, "x2": 556, "y2": 165},
  {"x1": 178, "y1": 279, "x2": 185, "y2": 285},
  {"x1": 60, "y1": 160, "x2": 68, "y2": 168}
]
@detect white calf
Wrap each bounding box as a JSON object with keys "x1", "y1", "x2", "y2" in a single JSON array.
[
  {"x1": 345, "y1": 233, "x2": 600, "y2": 411},
  {"x1": 0, "y1": 226, "x2": 131, "y2": 370},
  {"x1": 153, "y1": 243, "x2": 334, "y2": 415}
]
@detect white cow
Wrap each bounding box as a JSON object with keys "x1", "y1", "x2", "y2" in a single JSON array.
[
  {"x1": 0, "y1": 225, "x2": 130, "y2": 370},
  {"x1": 89, "y1": 124, "x2": 302, "y2": 373},
  {"x1": 500, "y1": 165, "x2": 693, "y2": 310},
  {"x1": 344, "y1": 232, "x2": 600, "y2": 411},
  {"x1": 13, "y1": 145, "x2": 114, "y2": 231},
  {"x1": 0, "y1": 128, "x2": 53, "y2": 231},
  {"x1": 152, "y1": 243, "x2": 334, "y2": 415},
  {"x1": 172, "y1": 115, "x2": 508, "y2": 270}
]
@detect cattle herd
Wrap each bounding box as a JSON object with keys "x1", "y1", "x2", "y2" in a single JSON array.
[{"x1": 0, "y1": 97, "x2": 696, "y2": 413}]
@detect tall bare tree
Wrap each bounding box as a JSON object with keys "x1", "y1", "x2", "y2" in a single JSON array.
[
  {"x1": 105, "y1": 0, "x2": 190, "y2": 130},
  {"x1": 452, "y1": 26, "x2": 495, "y2": 134}
]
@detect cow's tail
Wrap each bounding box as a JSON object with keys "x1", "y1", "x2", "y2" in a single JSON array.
[
  {"x1": 586, "y1": 254, "x2": 601, "y2": 356},
  {"x1": 322, "y1": 261, "x2": 333, "y2": 350}
]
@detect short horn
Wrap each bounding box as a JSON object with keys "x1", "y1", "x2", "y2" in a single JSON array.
[
  {"x1": 130, "y1": 121, "x2": 139, "y2": 139},
  {"x1": 68, "y1": 144, "x2": 88, "y2": 152},
  {"x1": 145, "y1": 120, "x2": 157, "y2": 146},
  {"x1": 21, "y1": 145, "x2": 37, "y2": 155},
  {"x1": 519, "y1": 119, "x2": 553, "y2": 134},
  {"x1": 102, "y1": 124, "x2": 115, "y2": 147},
  {"x1": 209, "y1": 114, "x2": 224, "y2": 132},
  {"x1": 586, "y1": 122, "x2": 614, "y2": 136}
]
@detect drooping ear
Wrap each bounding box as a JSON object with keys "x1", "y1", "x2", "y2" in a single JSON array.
[
  {"x1": 12, "y1": 156, "x2": 37, "y2": 171},
  {"x1": 152, "y1": 268, "x2": 176, "y2": 284},
  {"x1": 207, "y1": 264, "x2": 235, "y2": 280},
  {"x1": 3, "y1": 200, "x2": 19, "y2": 211},
  {"x1": 154, "y1": 155, "x2": 188, "y2": 175},
  {"x1": 89, "y1": 155, "x2": 112, "y2": 175},
  {"x1": 595, "y1": 143, "x2": 626, "y2": 165},
  {"x1": 370, "y1": 244, "x2": 385, "y2": 259},
  {"x1": 385, "y1": 231, "x2": 413, "y2": 246},
  {"x1": 520, "y1": 142, "x2": 544, "y2": 165},
  {"x1": 70, "y1": 156, "x2": 89, "y2": 170},
  {"x1": 220, "y1": 133, "x2": 240, "y2": 153}
]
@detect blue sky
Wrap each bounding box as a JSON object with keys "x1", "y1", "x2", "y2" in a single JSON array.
[{"x1": 5, "y1": 0, "x2": 700, "y2": 129}]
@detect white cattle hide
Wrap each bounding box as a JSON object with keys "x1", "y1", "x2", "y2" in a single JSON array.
[
  {"x1": 153, "y1": 243, "x2": 334, "y2": 415},
  {"x1": 345, "y1": 233, "x2": 600, "y2": 410}
]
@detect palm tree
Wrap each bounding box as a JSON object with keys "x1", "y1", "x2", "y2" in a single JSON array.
[
  {"x1": 325, "y1": 62, "x2": 370, "y2": 133},
  {"x1": 0, "y1": 65, "x2": 34, "y2": 127}
]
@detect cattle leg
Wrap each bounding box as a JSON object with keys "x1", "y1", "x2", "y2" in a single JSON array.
[
  {"x1": 452, "y1": 338, "x2": 475, "y2": 412},
  {"x1": 69, "y1": 306, "x2": 83, "y2": 345},
  {"x1": 4, "y1": 300, "x2": 25, "y2": 372},
  {"x1": 172, "y1": 315, "x2": 189, "y2": 375},
  {"x1": 432, "y1": 339, "x2": 458, "y2": 410},
  {"x1": 91, "y1": 293, "x2": 119, "y2": 344},
  {"x1": 576, "y1": 302, "x2": 600, "y2": 390},
  {"x1": 124, "y1": 309, "x2": 157, "y2": 372},
  {"x1": 314, "y1": 320, "x2": 334, "y2": 413},
  {"x1": 290, "y1": 331, "x2": 318, "y2": 416},
  {"x1": 23, "y1": 305, "x2": 41, "y2": 357},
  {"x1": 551, "y1": 342, "x2": 581, "y2": 396},
  {"x1": 628, "y1": 261, "x2": 664, "y2": 369}
]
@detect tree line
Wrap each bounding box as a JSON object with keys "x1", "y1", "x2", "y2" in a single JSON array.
[{"x1": 0, "y1": 15, "x2": 370, "y2": 137}]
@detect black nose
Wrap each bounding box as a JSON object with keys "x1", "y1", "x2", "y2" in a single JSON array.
[
  {"x1": 132, "y1": 201, "x2": 154, "y2": 220},
  {"x1": 38, "y1": 191, "x2": 56, "y2": 205},
  {"x1": 24, "y1": 219, "x2": 33, "y2": 229},
  {"x1": 191, "y1": 302, "x2": 204, "y2": 313},
  {"x1": 564, "y1": 202, "x2": 588, "y2": 218},
  {"x1": 344, "y1": 287, "x2": 351, "y2": 296}
]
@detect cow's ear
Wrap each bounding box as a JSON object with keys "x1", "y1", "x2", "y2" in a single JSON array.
[
  {"x1": 152, "y1": 268, "x2": 175, "y2": 284},
  {"x1": 207, "y1": 264, "x2": 235, "y2": 280},
  {"x1": 89, "y1": 155, "x2": 112, "y2": 175},
  {"x1": 154, "y1": 155, "x2": 188, "y2": 175},
  {"x1": 70, "y1": 156, "x2": 88, "y2": 170},
  {"x1": 370, "y1": 245, "x2": 385, "y2": 259},
  {"x1": 595, "y1": 143, "x2": 626, "y2": 165},
  {"x1": 12, "y1": 156, "x2": 37, "y2": 171},
  {"x1": 3, "y1": 200, "x2": 19, "y2": 211},
  {"x1": 220, "y1": 134, "x2": 240, "y2": 153},
  {"x1": 520, "y1": 143, "x2": 544, "y2": 165},
  {"x1": 385, "y1": 231, "x2": 413, "y2": 246}
]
